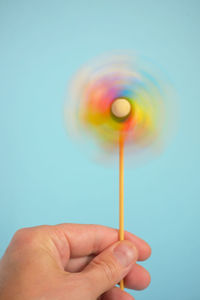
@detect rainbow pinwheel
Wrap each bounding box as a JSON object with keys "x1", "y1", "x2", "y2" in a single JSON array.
[
  {"x1": 65, "y1": 53, "x2": 173, "y2": 291},
  {"x1": 67, "y1": 54, "x2": 167, "y2": 153}
]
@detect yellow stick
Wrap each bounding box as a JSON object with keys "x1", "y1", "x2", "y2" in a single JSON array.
[{"x1": 119, "y1": 136, "x2": 124, "y2": 290}]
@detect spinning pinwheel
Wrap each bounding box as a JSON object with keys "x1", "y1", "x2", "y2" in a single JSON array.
[{"x1": 65, "y1": 53, "x2": 170, "y2": 290}]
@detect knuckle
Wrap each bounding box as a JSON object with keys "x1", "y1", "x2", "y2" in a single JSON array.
[
  {"x1": 8, "y1": 228, "x2": 35, "y2": 257},
  {"x1": 13, "y1": 227, "x2": 41, "y2": 248},
  {"x1": 7, "y1": 226, "x2": 52, "y2": 260},
  {"x1": 13, "y1": 228, "x2": 30, "y2": 241}
]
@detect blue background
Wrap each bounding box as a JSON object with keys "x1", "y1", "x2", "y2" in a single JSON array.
[{"x1": 0, "y1": 1, "x2": 199, "y2": 299}]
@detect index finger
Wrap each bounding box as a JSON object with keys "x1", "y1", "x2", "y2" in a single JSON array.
[{"x1": 51, "y1": 223, "x2": 151, "y2": 261}]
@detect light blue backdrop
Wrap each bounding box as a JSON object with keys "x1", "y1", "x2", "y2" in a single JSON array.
[{"x1": 0, "y1": 1, "x2": 199, "y2": 299}]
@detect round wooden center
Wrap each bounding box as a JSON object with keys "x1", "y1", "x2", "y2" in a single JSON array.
[{"x1": 111, "y1": 98, "x2": 131, "y2": 119}]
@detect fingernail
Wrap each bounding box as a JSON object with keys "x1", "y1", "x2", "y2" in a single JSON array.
[{"x1": 113, "y1": 241, "x2": 137, "y2": 267}]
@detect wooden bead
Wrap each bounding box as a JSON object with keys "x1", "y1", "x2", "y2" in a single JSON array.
[{"x1": 111, "y1": 98, "x2": 131, "y2": 119}]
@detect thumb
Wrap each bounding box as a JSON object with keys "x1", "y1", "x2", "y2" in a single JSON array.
[{"x1": 81, "y1": 240, "x2": 138, "y2": 298}]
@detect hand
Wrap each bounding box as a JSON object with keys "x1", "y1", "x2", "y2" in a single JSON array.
[{"x1": 0, "y1": 224, "x2": 151, "y2": 300}]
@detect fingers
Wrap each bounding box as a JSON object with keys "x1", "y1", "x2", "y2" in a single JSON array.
[
  {"x1": 53, "y1": 223, "x2": 151, "y2": 260},
  {"x1": 10, "y1": 224, "x2": 151, "y2": 273},
  {"x1": 80, "y1": 240, "x2": 138, "y2": 299},
  {"x1": 66, "y1": 257, "x2": 151, "y2": 291},
  {"x1": 124, "y1": 263, "x2": 151, "y2": 290},
  {"x1": 102, "y1": 287, "x2": 134, "y2": 300}
]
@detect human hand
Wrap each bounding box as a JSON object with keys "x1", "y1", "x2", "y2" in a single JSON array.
[{"x1": 0, "y1": 224, "x2": 151, "y2": 300}]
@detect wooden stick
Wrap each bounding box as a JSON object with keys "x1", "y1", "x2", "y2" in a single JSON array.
[{"x1": 119, "y1": 135, "x2": 124, "y2": 290}]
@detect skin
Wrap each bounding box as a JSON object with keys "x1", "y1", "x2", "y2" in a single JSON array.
[{"x1": 0, "y1": 224, "x2": 151, "y2": 300}]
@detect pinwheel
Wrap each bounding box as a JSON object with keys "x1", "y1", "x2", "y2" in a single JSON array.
[{"x1": 65, "y1": 53, "x2": 172, "y2": 290}]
